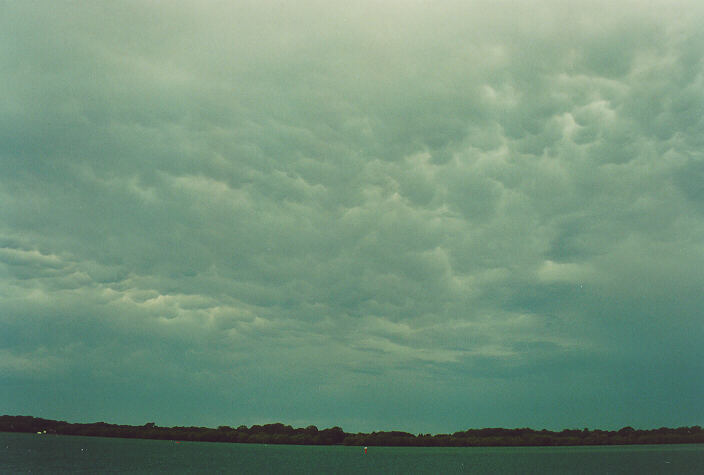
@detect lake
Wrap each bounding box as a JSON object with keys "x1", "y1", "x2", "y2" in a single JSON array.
[{"x1": 1, "y1": 432, "x2": 702, "y2": 474}]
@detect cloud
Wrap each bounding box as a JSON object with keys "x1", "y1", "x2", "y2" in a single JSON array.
[{"x1": 1, "y1": 0, "x2": 703, "y2": 432}]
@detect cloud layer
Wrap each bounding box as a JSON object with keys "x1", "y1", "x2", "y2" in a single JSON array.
[{"x1": 1, "y1": 1, "x2": 703, "y2": 432}]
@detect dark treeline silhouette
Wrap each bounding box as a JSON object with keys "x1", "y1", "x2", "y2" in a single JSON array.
[{"x1": 2, "y1": 415, "x2": 703, "y2": 446}]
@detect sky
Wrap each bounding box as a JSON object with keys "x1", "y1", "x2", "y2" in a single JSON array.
[{"x1": 1, "y1": 0, "x2": 703, "y2": 434}]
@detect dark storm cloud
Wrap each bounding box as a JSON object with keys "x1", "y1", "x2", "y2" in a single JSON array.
[{"x1": 1, "y1": 1, "x2": 702, "y2": 432}]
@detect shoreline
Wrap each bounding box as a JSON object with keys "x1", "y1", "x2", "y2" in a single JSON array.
[{"x1": 2, "y1": 415, "x2": 703, "y2": 447}]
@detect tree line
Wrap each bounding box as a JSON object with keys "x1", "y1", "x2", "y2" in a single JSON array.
[{"x1": 2, "y1": 415, "x2": 702, "y2": 446}]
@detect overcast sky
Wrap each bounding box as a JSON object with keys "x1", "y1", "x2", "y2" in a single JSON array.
[{"x1": 1, "y1": 0, "x2": 703, "y2": 434}]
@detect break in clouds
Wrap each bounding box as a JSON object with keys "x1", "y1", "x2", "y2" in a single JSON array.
[{"x1": 1, "y1": 1, "x2": 703, "y2": 433}]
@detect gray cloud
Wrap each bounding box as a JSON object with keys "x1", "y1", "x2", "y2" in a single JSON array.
[{"x1": 1, "y1": 1, "x2": 703, "y2": 433}]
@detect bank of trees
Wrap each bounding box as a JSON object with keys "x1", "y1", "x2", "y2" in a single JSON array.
[
  {"x1": 343, "y1": 426, "x2": 704, "y2": 446},
  {"x1": 1, "y1": 415, "x2": 702, "y2": 447}
]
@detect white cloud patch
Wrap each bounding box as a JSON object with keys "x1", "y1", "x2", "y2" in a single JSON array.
[{"x1": 537, "y1": 260, "x2": 594, "y2": 284}]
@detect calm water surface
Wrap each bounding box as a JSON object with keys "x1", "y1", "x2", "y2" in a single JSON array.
[{"x1": 2, "y1": 432, "x2": 702, "y2": 474}]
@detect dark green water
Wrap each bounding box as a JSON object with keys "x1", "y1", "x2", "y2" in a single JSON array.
[{"x1": 2, "y1": 432, "x2": 702, "y2": 474}]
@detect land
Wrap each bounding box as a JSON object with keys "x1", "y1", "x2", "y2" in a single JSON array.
[{"x1": 1, "y1": 415, "x2": 702, "y2": 447}]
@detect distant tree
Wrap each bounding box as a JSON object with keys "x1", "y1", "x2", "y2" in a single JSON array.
[
  {"x1": 319, "y1": 426, "x2": 345, "y2": 444},
  {"x1": 1, "y1": 414, "x2": 703, "y2": 447}
]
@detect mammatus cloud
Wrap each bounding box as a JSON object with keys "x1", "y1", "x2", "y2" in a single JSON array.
[{"x1": 1, "y1": 1, "x2": 702, "y2": 432}]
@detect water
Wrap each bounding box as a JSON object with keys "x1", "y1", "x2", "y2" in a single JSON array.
[{"x1": 1, "y1": 432, "x2": 702, "y2": 474}]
